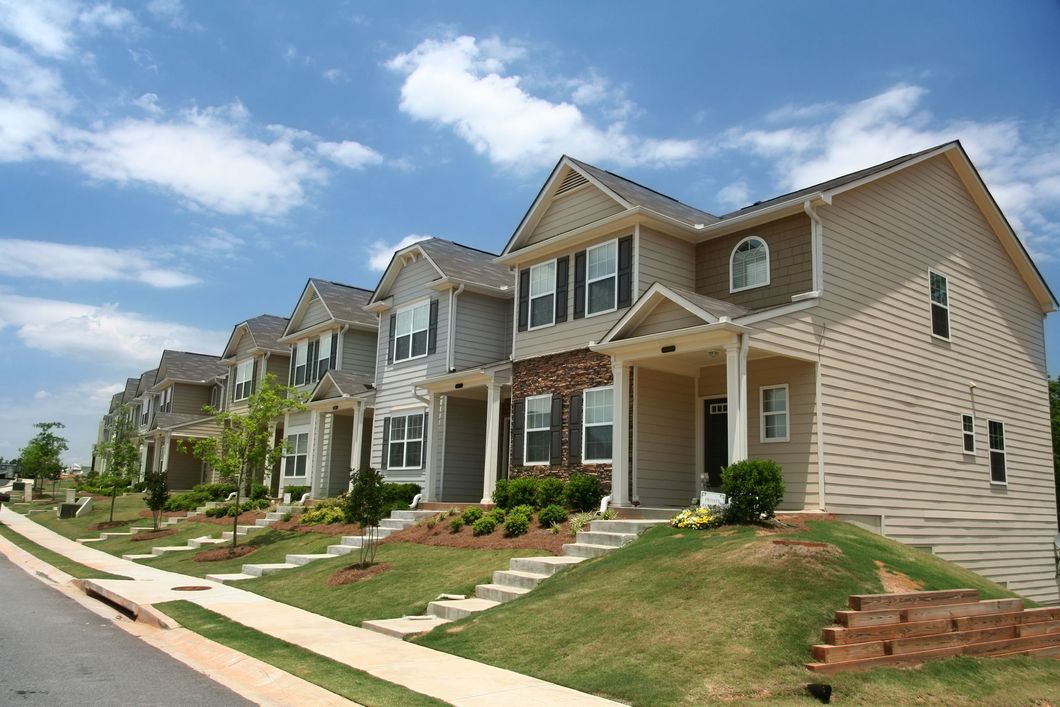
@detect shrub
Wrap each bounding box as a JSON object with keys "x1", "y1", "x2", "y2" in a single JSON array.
[
  {"x1": 472, "y1": 516, "x2": 496, "y2": 536},
  {"x1": 485, "y1": 507, "x2": 506, "y2": 525},
  {"x1": 449, "y1": 517, "x2": 464, "y2": 533},
  {"x1": 535, "y1": 477, "x2": 566, "y2": 508},
  {"x1": 511, "y1": 504, "x2": 535, "y2": 521},
  {"x1": 568, "y1": 512, "x2": 595, "y2": 535},
  {"x1": 504, "y1": 513, "x2": 530, "y2": 537},
  {"x1": 670, "y1": 506, "x2": 723, "y2": 529},
  {"x1": 564, "y1": 473, "x2": 604, "y2": 512},
  {"x1": 506, "y1": 477, "x2": 539, "y2": 508},
  {"x1": 380, "y1": 482, "x2": 421, "y2": 515},
  {"x1": 300, "y1": 504, "x2": 346, "y2": 525},
  {"x1": 461, "y1": 507, "x2": 483, "y2": 525},
  {"x1": 538, "y1": 504, "x2": 568, "y2": 527},
  {"x1": 284, "y1": 485, "x2": 310, "y2": 500},
  {"x1": 721, "y1": 459, "x2": 784, "y2": 523},
  {"x1": 164, "y1": 491, "x2": 210, "y2": 512},
  {"x1": 491, "y1": 478, "x2": 511, "y2": 509},
  {"x1": 204, "y1": 505, "x2": 228, "y2": 518},
  {"x1": 249, "y1": 483, "x2": 269, "y2": 500},
  {"x1": 193, "y1": 483, "x2": 237, "y2": 501}
]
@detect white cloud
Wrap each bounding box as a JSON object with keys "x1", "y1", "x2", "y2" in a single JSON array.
[
  {"x1": 178, "y1": 228, "x2": 245, "y2": 259},
  {"x1": 0, "y1": 293, "x2": 228, "y2": 367},
  {"x1": 33, "y1": 390, "x2": 52, "y2": 400},
  {"x1": 0, "y1": 238, "x2": 200, "y2": 287},
  {"x1": 368, "y1": 234, "x2": 432, "y2": 271},
  {"x1": 132, "y1": 91, "x2": 162, "y2": 114},
  {"x1": 0, "y1": 45, "x2": 69, "y2": 108},
  {"x1": 388, "y1": 35, "x2": 703, "y2": 171},
  {"x1": 716, "y1": 180, "x2": 749, "y2": 209},
  {"x1": 0, "y1": 98, "x2": 63, "y2": 161},
  {"x1": 0, "y1": 0, "x2": 136, "y2": 57},
  {"x1": 322, "y1": 67, "x2": 347, "y2": 84},
  {"x1": 316, "y1": 140, "x2": 384, "y2": 170},
  {"x1": 146, "y1": 0, "x2": 195, "y2": 30}
]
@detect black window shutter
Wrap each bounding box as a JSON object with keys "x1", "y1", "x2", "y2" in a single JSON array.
[
  {"x1": 573, "y1": 250, "x2": 587, "y2": 319},
  {"x1": 427, "y1": 299, "x2": 439, "y2": 354},
  {"x1": 387, "y1": 314, "x2": 396, "y2": 364},
  {"x1": 420, "y1": 412, "x2": 429, "y2": 469},
  {"x1": 549, "y1": 392, "x2": 563, "y2": 465},
  {"x1": 330, "y1": 333, "x2": 338, "y2": 370},
  {"x1": 555, "y1": 256, "x2": 569, "y2": 323},
  {"x1": 380, "y1": 417, "x2": 391, "y2": 470},
  {"x1": 617, "y1": 235, "x2": 633, "y2": 309},
  {"x1": 517, "y1": 269, "x2": 530, "y2": 332},
  {"x1": 308, "y1": 339, "x2": 318, "y2": 383},
  {"x1": 251, "y1": 358, "x2": 259, "y2": 395},
  {"x1": 568, "y1": 392, "x2": 583, "y2": 465},
  {"x1": 511, "y1": 399, "x2": 525, "y2": 466},
  {"x1": 288, "y1": 346, "x2": 294, "y2": 386}
]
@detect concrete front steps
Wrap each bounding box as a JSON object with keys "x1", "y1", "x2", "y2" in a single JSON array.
[{"x1": 362, "y1": 518, "x2": 667, "y2": 638}]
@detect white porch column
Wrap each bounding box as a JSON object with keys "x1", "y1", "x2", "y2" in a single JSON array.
[
  {"x1": 349, "y1": 401, "x2": 363, "y2": 489},
  {"x1": 307, "y1": 410, "x2": 323, "y2": 498},
  {"x1": 263, "y1": 421, "x2": 277, "y2": 492},
  {"x1": 138, "y1": 445, "x2": 148, "y2": 481},
  {"x1": 161, "y1": 431, "x2": 172, "y2": 472},
  {"x1": 481, "y1": 382, "x2": 503, "y2": 504},
  {"x1": 610, "y1": 360, "x2": 631, "y2": 506},
  {"x1": 424, "y1": 393, "x2": 441, "y2": 502},
  {"x1": 724, "y1": 337, "x2": 749, "y2": 464}
]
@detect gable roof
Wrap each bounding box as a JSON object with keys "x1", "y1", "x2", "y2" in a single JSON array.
[
  {"x1": 370, "y1": 237, "x2": 513, "y2": 305},
  {"x1": 120, "y1": 377, "x2": 139, "y2": 403},
  {"x1": 282, "y1": 279, "x2": 376, "y2": 338},
  {"x1": 134, "y1": 369, "x2": 158, "y2": 398},
  {"x1": 601, "y1": 283, "x2": 750, "y2": 344},
  {"x1": 222, "y1": 314, "x2": 290, "y2": 360},
  {"x1": 154, "y1": 350, "x2": 226, "y2": 388},
  {"x1": 308, "y1": 369, "x2": 374, "y2": 402}
]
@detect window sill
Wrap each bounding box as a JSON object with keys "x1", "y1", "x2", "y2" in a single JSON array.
[
  {"x1": 761, "y1": 437, "x2": 789, "y2": 444},
  {"x1": 585, "y1": 306, "x2": 618, "y2": 319},
  {"x1": 527, "y1": 322, "x2": 556, "y2": 332},
  {"x1": 522, "y1": 461, "x2": 550, "y2": 467},
  {"x1": 582, "y1": 459, "x2": 613, "y2": 465},
  {"x1": 989, "y1": 480, "x2": 1008, "y2": 487},
  {"x1": 730, "y1": 282, "x2": 770, "y2": 294}
]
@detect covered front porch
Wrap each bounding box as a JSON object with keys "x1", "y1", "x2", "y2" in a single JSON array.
[{"x1": 305, "y1": 371, "x2": 374, "y2": 499}]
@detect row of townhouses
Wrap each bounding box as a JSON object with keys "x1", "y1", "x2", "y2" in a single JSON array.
[{"x1": 93, "y1": 141, "x2": 1059, "y2": 603}]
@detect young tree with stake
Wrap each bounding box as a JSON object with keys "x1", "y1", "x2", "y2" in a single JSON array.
[
  {"x1": 94, "y1": 405, "x2": 140, "y2": 522},
  {"x1": 19, "y1": 421, "x2": 68, "y2": 496}
]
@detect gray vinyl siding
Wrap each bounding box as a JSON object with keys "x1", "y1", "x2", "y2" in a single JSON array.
[
  {"x1": 525, "y1": 185, "x2": 624, "y2": 246},
  {"x1": 266, "y1": 353, "x2": 289, "y2": 383},
  {"x1": 341, "y1": 329, "x2": 377, "y2": 377},
  {"x1": 638, "y1": 226, "x2": 696, "y2": 295},
  {"x1": 171, "y1": 383, "x2": 211, "y2": 416},
  {"x1": 814, "y1": 154, "x2": 1057, "y2": 603},
  {"x1": 300, "y1": 295, "x2": 330, "y2": 331},
  {"x1": 453, "y1": 292, "x2": 512, "y2": 369},
  {"x1": 166, "y1": 441, "x2": 202, "y2": 490},
  {"x1": 635, "y1": 368, "x2": 696, "y2": 506},
  {"x1": 439, "y1": 397, "x2": 487, "y2": 502},
  {"x1": 320, "y1": 413, "x2": 353, "y2": 498},
  {"x1": 630, "y1": 300, "x2": 704, "y2": 337}
]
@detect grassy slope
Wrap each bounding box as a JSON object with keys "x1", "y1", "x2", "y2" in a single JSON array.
[
  {"x1": 415, "y1": 521, "x2": 1060, "y2": 706},
  {"x1": 30, "y1": 493, "x2": 150, "y2": 539},
  {"x1": 0, "y1": 523, "x2": 128, "y2": 580}
]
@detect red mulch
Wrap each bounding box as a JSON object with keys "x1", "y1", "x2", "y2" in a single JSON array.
[
  {"x1": 88, "y1": 520, "x2": 129, "y2": 531},
  {"x1": 194, "y1": 545, "x2": 257, "y2": 562},
  {"x1": 131, "y1": 529, "x2": 177, "y2": 542},
  {"x1": 327, "y1": 562, "x2": 391, "y2": 586},
  {"x1": 269, "y1": 515, "x2": 362, "y2": 536},
  {"x1": 384, "y1": 516, "x2": 568, "y2": 555}
]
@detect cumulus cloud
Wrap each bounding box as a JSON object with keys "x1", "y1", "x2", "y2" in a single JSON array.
[
  {"x1": 132, "y1": 91, "x2": 162, "y2": 114},
  {"x1": 0, "y1": 238, "x2": 199, "y2": 287},
  {"x1": 146, "y1": 0, "x2": 196, "y2": 30},
  {"x1": 716, "y1": 180, "x2": 750, "y2": 209},
  {"x1": 321, "y1": 68, "x2": 347, "y2": 84},
  {"x1": 368, "y1": 234, "x2": 432, "y2": 271},
  {"x1": 0, "y1": 0, "x2": 135, "y2": 57},
  {"x1": 388, "y1": 35, "x2": 703, "y2": 171},
  {"x1": 316, "y1": 140, "x2": 384, "y2": 170}
]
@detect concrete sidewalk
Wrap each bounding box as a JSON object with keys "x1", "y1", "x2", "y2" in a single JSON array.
[{"x1": 0, "y1": 507, "x2": 618, "y2": 706}]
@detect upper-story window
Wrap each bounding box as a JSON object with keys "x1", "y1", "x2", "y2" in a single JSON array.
[
  {"x1": 234, "y1": 359, "x2": 255, "y2": 401},
  {"x1": 140, "y1": 401, "x2": 149, "y2": 426},
  {"x1": 160, "y1": 386, "x2": 172, "y2": 413},
  {"x1": 730, "y1": 237, "x2": 770, "y2": 292},
  {"x1": 586, "y1": 240, "x2": 618, "y2": 316},
  {"x1": 929, "y1": 270, "x2": 950, "y2": 340},
  {"x1": 317, "y1": 331, "x2": 333, "y2": 379},
  {"x1": 529, "y1": 261, "x2": 557, "y2": 329},
  {"x1": 395, "y1": 302, "x2": 430, "y2": 362},
  {"x1": 294, "y1": 341, "x2": 308, "y2": 385}
]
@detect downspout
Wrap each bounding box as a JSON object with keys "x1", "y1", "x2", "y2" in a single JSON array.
[
  {"x1": 447, "y1": 284, "x2": 465, "y2": 372},
  {"x1": 804, "y1": 198, "x2": 828, "y2": 511},
  {"x1": 803, "y1": 199, "x2": 824, "y2": 295},
  {"x1": 336, "y1": 324, "x2": 349, "y2": 368}
]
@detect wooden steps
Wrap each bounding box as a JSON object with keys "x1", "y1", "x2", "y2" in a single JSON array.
[{"x1": 808, "y1": 589, "x2": 1060, "y2": 674}]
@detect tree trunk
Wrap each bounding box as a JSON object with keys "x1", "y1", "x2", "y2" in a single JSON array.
[
  {"x1": 109, "y1": 485, "x2": 117, "y2": 522},
  {"x1": 231, "y1": 468, "x2": 243, "y2": 550}
]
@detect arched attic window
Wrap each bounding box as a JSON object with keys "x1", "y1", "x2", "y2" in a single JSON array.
[{"x1": 730, "y1": 237, "x2": 770, "y2": 292}]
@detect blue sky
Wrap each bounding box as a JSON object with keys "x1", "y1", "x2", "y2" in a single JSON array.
[{"x1": 0, "y1": 1, "x2": 1057, "y2": 463}]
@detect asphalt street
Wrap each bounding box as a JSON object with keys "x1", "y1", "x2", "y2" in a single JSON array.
[{"x1": 0, "y1": 554, "x2": 255, "y2": 706}]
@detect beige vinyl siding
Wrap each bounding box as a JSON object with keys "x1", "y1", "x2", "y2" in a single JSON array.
[
  {"x1": 439, "y1": 397, "x2": 487, "y2": 502},
  {"x1": 165, "y1": 441, "x2": 202, "y2": 490},
  {"x1": 525, "y1": 185, "x2": 624, "y2": 246},
  {"x1": 286, "y1": 411, "x2": 311, "y2": 429},
  {"x1": 630, "y1": 300, "x2": 705, "y2": 337},
  {"x1": 341, "y1": 330, "x2": 377, "y2": 377},
  {"x1": 266, "y1": 353, "x2": 289, "y2": 383},
  {"x1": 815, "y1": 154, "x2": 1057, "y2": 603},
  {"x1": 696, "y1": 213, "x2": 814, "y2": 309},
  {"x1": 171, "y1": 383, "x2": 211, "y2": 416},
  {"x1": 638, "y1": 226, "x2": 696, "y2": 295},
  {"x1": 299, "y1": 294, "x2": 330, "y2": 331},
  {"x1": 319, "y1": 413, "x2": 353, "y2": 498},
  {"x1": 168, "y1": 420, "x2": 220, "y2": 438},
  {"x1": 635, "y1": 368, "x2": 696, "y2": 506},
  {"x1": 453, "y1": 292, "x2": 512, "y2": 369},
  {"x1": 697, "y1": 356, "x2": 819, "y2": 511}
]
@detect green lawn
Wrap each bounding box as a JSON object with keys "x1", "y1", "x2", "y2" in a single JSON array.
[
  {"x1": 145, "y1": 529, "x2": 335, "y2": 577},
  {"x1": 152, "y1": 601, "x2": 450, "y2": 706},
  {"x1": 0, "y1": 523, "x2": 129, "y2": 580},
  {"x1": 30, "y1": 493, "x2": 150, "y2": 540},
  {"x1": 415, "y1": 520, "x2": 1060, "y2": 706}
]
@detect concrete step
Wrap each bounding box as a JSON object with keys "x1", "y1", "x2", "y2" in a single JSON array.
[
  {"x1": 340, "y1": 528, "x2": 394, "y2": 546},
  {"x1": 509, "y1": 555, "x2": 585, "y2": 576},
  {"x1": 562, "y1": 543, "x2": 615, "y2": 559},
  {"x1": 327, "y1": 544, "x2": 356, "y2": 556},
  {"x1": 492, "y1": 569, "x2": 550, "y2": 590},
  {"x1": 265, "y1": 511, "x2": 286, "y2": 521},
  {"x1": 121, "y1": 553, "x2": 156, "y2": 560},
  {"x1": 99, "y1": 531, "x2": 133, "y2": 540},
  {"x1": 615, "y1": 506, "x2": 680, "y2": 520},
  {"x1": 129, "y1": 527, "x2": 154, "y2": 534},
  {"x1": 361, "y1": 616, "x2": 451, "y2": 638},
  {"x1": 76, "y1": 537, "x2": 105, "y2": 544},
  {"x1": 187, "y1": 537, "x2": 226, "y2": 549},
  {"x1": 236, "y1": 524, "x2": 267, "y2": 535},
  {"x1": 205, "y1": 573, "x2": 256, "y2": 583},
  {"x1": 379, "y1": 518, "x2": 409, "y2": 530},
  {"x1": 275, "y1": 504, "x2": 302, "y2": 514},
  {"x1": 390, "y1": 509, "x2": 438, "y2": 522},
  {"x1": 254, "y1": 518, "x2": 276, "y2": 527},
  {"x1": 151, "y1": 545, "x2": 196, "y2": 556},
  {"x1": 575, "y1": 530, "x2": 638, "y2": 548},
  {"x1": 427, "y1": 597, "x2": 500, "y2": 621},
  {"x1": 475, "y1": 583, "x2": 531, "y2": 603},
  {"x1": 285, "y1": 553, "x2": 336, "y2": 566},
  {"x1": 589, "y1": 519, "x2": 668, "y2": 534},
  {"x1": 241, "y1": 563, "x2": 298, "y2": 577}
]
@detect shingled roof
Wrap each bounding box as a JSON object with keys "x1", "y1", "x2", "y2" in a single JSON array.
[
  {"x1": 417, "y1": 238, "x2": 513, "y2": 290},
  {"x1": 155, "y1": 350, "x2": 227, "y2": 387},
  {"x1": 120, "y1": 377, "x2": 139, "y2": 403},
  {"x1": 308, "y1": 279, "x2": 376, "y2": 328},
  {"x1": 223, "y1": 314, "x2": 290, "y2": 359},
  {"x1": 134, "y1": 368, "x2": 158, "y2": 397}
]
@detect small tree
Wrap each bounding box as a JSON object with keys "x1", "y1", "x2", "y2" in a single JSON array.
[
  {"x1": 93, "y1": 404, "x2": 140, "y2": 522},
  {"x1": 343, "y1": 467, "x2": 386, "y2": 567},
  {"x1": 182, "y1": 374, "x2": 305, "y2": 549},
  {"x1": 143, "y1": 468, "x2": 169, "y2": 531},
  {"x1": 19, "y1": 422, "x2": 68, "y2": 495},
  {"x1": 721, "y1": 459, "x2": 785, "y2": 523}
]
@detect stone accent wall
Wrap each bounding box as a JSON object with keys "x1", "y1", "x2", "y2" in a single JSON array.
[{"x1": 509, "y1": 348, "x2": 613, "y2": 488}]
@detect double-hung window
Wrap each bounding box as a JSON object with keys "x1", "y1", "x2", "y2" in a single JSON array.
[
  {"x1": 294, "y1": 341, "x2": 308, "y2": 385},
  {"x1": 988, "y1": 420, "x2": 1006, "y2": 483},
  {"x1": 761, "y1": 385, "x2": 789, "y2": 442},
  {"x1": 528, "y1": 261, "x2": 556, "y2": 329},
  {"x1": 317, "y1": 332, "x2": 333, "y2": 379},
  {"x1": 160, "y1": 386, "x2": 172, "y2": 413},
  {"x1": 524, "y1": 394, "x2": 552, "y2": 464},
  {"x1": 233, "y1": 359, "x2": 254, "y2": 401},
  {"x1": 586, "y1": 240, "x2": 617, "y2": 316},
  {"x1": 930, "y1": 270, "x2": 950, "y2": 340},
  {"x1": 583, "y1": 386, "x2": 614, "y2": 462},
  {"x1": 394, "y1": 303, "x2": 429, "y2": 362},
  {"x1": 388, "y1": 412, "x2": 424, "y2": 469},
  {"x1": 283, "y1": 433, "x2": 308, "y2": 477},
  {"x1": 731, "y1": 237, "x2": 769, "y2": 291},
  {"x1": 961, "y1": 414, "x2": 975, "y2": 454},
  {"x1": 140, "y1": 403, "x2": 149, "y2": 426}
]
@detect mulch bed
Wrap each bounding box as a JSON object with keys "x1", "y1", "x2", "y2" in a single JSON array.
[
  {"x1": 194, "y1": 511, "x2": 267, "y2": 526},
  {"x1": 88, "y1": 520, "x2": 130, "y2": 531},
  {"x1": 327, "y1": 562, "x2": 391, "y2": 586},
  {"x1": 131, "y1": 529, "x2": 177, "y2": 541},
  {"x1": 269, "y1": 515, "x2": 362, "y2": 536},
  {"x1": 194, "y1": 545, "x2": 257, "y2": 562},
  {"x1": 384, "y1": 517, "x2": 568, "y2": 555}
]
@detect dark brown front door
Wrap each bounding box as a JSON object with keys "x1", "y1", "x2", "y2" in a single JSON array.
[{"x1": 703, "y1": 399, "x2": 727, "y2": 489}]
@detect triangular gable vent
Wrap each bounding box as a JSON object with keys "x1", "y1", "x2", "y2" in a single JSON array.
[{"x1": 555, "y1": 169, "x2": 588, "y2": 196}]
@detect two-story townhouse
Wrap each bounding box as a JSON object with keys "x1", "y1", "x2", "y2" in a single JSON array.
[
  {"x1": 92, "y1": 391, "x2": 125, "y2": 473},
  {"x1": 497, "y1": 143, "x2": 1058, "y2": 604},
  {"x1": 278, "y1": 279, "x2": 377, "y2": 499},
  {"x1": 218, "y1": 314, "x2": 291, "y2": 494},
  {"x1": 145, "y1": 350, "x2": 227, "y2": 490},
  {"x1": 130, "y1": 368, "x2": 158, "y2": 480},
  {"x1": 365, "y1": 238, "x2": 514, "y2": 503}
]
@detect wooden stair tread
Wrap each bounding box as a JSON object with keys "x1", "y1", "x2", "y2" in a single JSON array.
[
  {"x1": 848, "y1": 589, "x2": 979, "y2": 612},
  {"x1": 824, "y1": 617, "x2": 951, "y2": 645}
]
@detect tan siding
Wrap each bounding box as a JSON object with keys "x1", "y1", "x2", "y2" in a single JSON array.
[
  {"x1": 172, "y1": 383, "x2": 211, "y2": 416},
  {"x1": 232, "y1": 331, "x2": 256, "y2": 359},
  {"x1": 525, "y1": 186, "x2": 623, "y2": 246},
  {"x1": 323, "y1": 414, "x2": 353, "y2": 498},
  {"x1": 341, "y1": 329, "x2": 377, "y2": 377},
  {"x1": 440, "y1": 397, "x2": 486, "y2": 502},
  {"x1": 165, "y1": 442, "x2": 202, "y2": 490},
  {"x1": 816, "y1": 154, "x2": 1057, "y2": 603},
  {"x1": 638, "y1": 226, "x2": 696, "y2": 294},
  {"x1": 636, "y1": 368, "x2": 696, "y2": 506},
  {"x1": 454, "y1": 292, "x2": 512, "y2": 369},
  {"x1": 266, "y1": 353, "x2": 289, "y2": 383},
  {"x1": 696, "y1": 213, "x2": 813, "y2": 309},
  {"x1": 300, "y1": 294, "x2": 330, "y2": 330},
  {"x1": 170, "y1": 419, "x2": 220, "y2": 438},
  {"x1": 630, "y1": 300, "x2": 705, "y2": 337}
]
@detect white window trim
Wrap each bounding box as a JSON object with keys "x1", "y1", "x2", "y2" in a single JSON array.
[
  {"x1": 233, "y1": 358, "x2": 254, "y2": 402},
  {"x1": 527, "y1": 260, "x2": 557, "y2": 331},
  {"x1": 760, "y1": 384, "x2": 790, "y2": 443},
  {"x1": 523, "y1": 393, "x2": 552, "y2": 465},
  {"x1": 316, "y1": 331, "x2": 333, "y2": 380},
  {"x1": 585, "y1": 239, "x2": 618, "y2": 318},
  {"x1": 961, "y1": 413, "x2": 976, "y2": 455},
  {"x1": 730, "y1": 236, "x2": 771, "y2": 293},
  {"x1": 987, "y1": 418, "x2": 1007, "y2": 485},
  {"x1": 393, "y1": 299, "x2": 431, "y2": 363},
  {"x1": 582, "y1": 385, "x2": 614, "y2": 463},
  {"x1": 160, "y1": 386, "x2": 172, "y2": 413},
  {"x1": 929, "y1": 268, "x2": 951, "y2": 342},
  {"x1": 294, "y1": 340, "x2": 309, "y2": 385},
  {"x1": 282, "y1": 432, "x2": 309, "y2": 478},
  {"x1": 388, "y1": 411, "x2": 425, "y2": 470}
]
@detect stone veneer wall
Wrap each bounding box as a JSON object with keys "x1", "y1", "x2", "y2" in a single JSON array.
[{"x1": 509, "y1": 348, "x2": 613, "y2": 488}]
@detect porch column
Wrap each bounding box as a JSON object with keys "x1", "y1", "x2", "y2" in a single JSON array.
[
  {"x1": 307, "y1": 410, "x2": 323, "y2": 499},
  {"x1": 161, "y1": 431, "x2": 172, "y2": 472},
  {"x1": 349, "y1": 401, "x2": 363, "y2": 489},
  {"x1": 611, "y1": 360, "x2": 631, "y2": 506},
  {"x1": 481, "y1": 382, "x2": 503, "y2": 504},
  {"x1": 138, "y1": 445, "x2": 148, "y2": 481},
  {"x1": 424, "y1": 393, "x2": 441, "y2": 502},
  {"x1": 263, "y1": 421, "x2": 277, "y2": 492},
  {"x1": 724, "y1": 337, "x2": 749, "y2": 464}
]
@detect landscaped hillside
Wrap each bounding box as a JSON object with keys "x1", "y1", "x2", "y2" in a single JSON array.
[{"x1": 416, "y1": 519, "x2": 1060, "y2": 705}]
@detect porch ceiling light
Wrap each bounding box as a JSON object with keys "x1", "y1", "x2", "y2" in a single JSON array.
[{"x1": 661, "y1": 345, "x2": 677, "y2": 354}]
